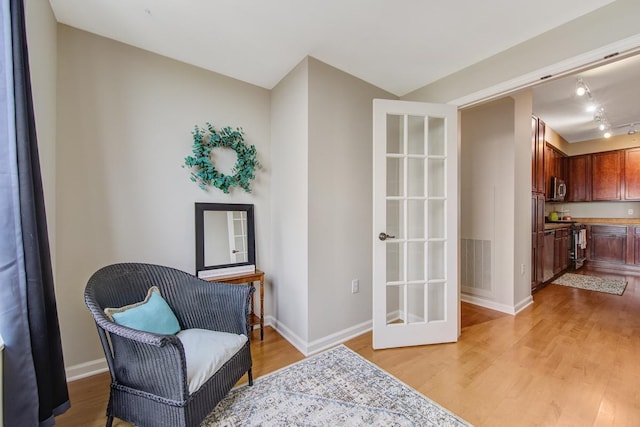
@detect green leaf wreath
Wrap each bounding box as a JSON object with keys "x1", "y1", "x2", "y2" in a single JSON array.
[{"x1": 184, "y1": 123, "x2": 260, "y2": 193}]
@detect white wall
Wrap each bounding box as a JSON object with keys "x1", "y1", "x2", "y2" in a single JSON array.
[
  {"x1": 56, "y1": 26, "x2": 271, "y2": 368},
  {"x1": 460, "y1": 98, "x2": 516, "y2": 310},
  {"x1": 270, "y1": 58, "x2": 310, "y2": 345},
  {"x1": 25, "y1": 0, "x2": 57, "y2": 269},
  {"x1": 512, "y1": 91, "x2": 534, "y2": 307},
  {"x1": 307, "y1": 58, "x2": 394, "y2": 343},
  {"x1": 404, "y1": 0, "x2": 640, "y2": 104}
]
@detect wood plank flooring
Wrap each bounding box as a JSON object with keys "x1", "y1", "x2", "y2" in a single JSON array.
[{"x1": 55, "y1": 268, "x2": 640, "y2": 426}]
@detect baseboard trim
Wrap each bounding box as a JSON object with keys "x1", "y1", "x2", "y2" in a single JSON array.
[
  {"x1": 514, "y1": 296, "x2": 534, "y2": 314},
  {"x1": 267, "y1": 316, "x2": 371, "y2": 357},
  {"x1": 461, "y1": 293, "x2": 517, "y2": 315},
  {"x1": 265, "y1": 316, "x2": 309, "y2": 356},
  {"x1": 306, "y1": 320, "x2": 371, "y2": 356},
  {"x1": 66, "y1": 358, "x2": 108, "y2": 382}
]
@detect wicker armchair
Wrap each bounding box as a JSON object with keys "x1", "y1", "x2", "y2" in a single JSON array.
[{"x1": 85, "y1": 263, "x2": 254, "y2": 427}]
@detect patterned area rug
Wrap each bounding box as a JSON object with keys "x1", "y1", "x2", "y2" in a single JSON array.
[
  {"x1": 202, "y1": 345, "x2": 471, "y2": 426},
  {"x1": 553, "y1": 273, "x2": 627, "y2": 295}
]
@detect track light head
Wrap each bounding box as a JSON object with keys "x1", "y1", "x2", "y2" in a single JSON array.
[{"x1": 576, "y1": 78, "x2": 589, "y2": 97}]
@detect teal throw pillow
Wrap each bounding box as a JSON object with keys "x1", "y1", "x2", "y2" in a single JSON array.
[{"x1": 104, "y1": 286, "x2": 181, "y2": 335}]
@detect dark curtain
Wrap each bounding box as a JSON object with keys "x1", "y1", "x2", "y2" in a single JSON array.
[{"x1": 0, "y1": 0, "x2": 70, "y2": 426}]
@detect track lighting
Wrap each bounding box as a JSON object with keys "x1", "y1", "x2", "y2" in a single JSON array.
[
  {"x1": 628, "y1": 124, "x2": 637, "y2": 135},
  {"x1": 604, "y1": 130, "x2": 612, "y2": 138},
  {"x1": 576, "y1": 78, "x2": 589, "y2": 96}
]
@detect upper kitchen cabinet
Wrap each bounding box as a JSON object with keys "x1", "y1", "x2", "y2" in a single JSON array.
[
  {"x1": 567, "y1": 154, "x2": 591, "y2": 202},
  {"x1": 544, "y1": 143, "x2": 567, "y2": 200},
  {"x1": 591, "y1": 150, "x2": 624, "y2": 201},
  {"x1": 624, "y1": 147, "x2": 640, "y2": 200},
  {"x1": 531, "y1": 116, "x2": 545, "y2": 194}
]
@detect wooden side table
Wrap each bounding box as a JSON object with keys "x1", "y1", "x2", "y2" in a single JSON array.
[{"x1": 208, "y1": 270, "x2": 264, "y2": 340}]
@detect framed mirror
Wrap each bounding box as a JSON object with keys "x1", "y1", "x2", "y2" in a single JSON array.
[{"x1": 195, "y1": 203, "x2": 255, "y2": 279}]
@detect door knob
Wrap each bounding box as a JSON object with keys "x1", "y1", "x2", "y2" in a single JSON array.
[
  {"x1": 232, "y1": 249, "x2": 239, "y2": 254},
  {"x1": 378, "y1": 232, "x2": 396, "y2": 241}
]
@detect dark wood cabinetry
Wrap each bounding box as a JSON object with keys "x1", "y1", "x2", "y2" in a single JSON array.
[
  {"x1": 591, "y1": 151, "x2": 624, "y2": 201},
  {"x1": 567, "y1": 154, "x2": 591, "y2": 202},
  {"x1": 566, "y1": 148, "x2": 640, "y2": 202},
  {"x1": 588, "y1": 225, "x2": 628, "y2": 265},
  {"x1": 531, "y1": 193, "x2": 545, "y2": 290},
  {"x1": 532, "y1": 117, "x2": 545, "y2": 194},
  {"x1": 634, "y1": 227, "x2": 640, "y2": 266},
  {"x1": 544, "y1": 143, "x2": 567, "y2": 199},
  {"x1": 624, "y1": 148, "x2": 640, "y2": 200},
  {"x1": 554, "y1": 228, "x2": 570, "y2": 274}
]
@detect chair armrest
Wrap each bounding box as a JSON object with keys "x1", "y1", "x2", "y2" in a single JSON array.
[{"x1": 110, "y1": 334, "x2": 189, "y2": 401}]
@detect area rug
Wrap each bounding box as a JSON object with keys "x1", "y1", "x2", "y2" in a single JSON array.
[
  {"x1": 553, "y1": 273, "x2": 627, "y2": 295},
  {"x1": 202, "y1": 345, "x2": 471, "y2": 426}
]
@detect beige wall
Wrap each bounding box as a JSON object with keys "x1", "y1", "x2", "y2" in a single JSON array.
[
  {"x1": 56, "y1": 26, "x2": 271, "y2": 367},
  {"x1": 563, "y1": 133, "x2": 640, "y2": 156},
  {"x1": 25, "y1": 0, "x2": 57, "y2": 269},
  {"x1": 512, "y1": 91, "x2": 534, "y2": 306},
  {"x1": 544, "y1": 126, "x2": 571, "y2": 154},
  {"x1": 270, "y1": 58, "x2": 310, "y2": 344},
  {"x1": 307, "y1": 58, "x2": 395, "y2": 343}
]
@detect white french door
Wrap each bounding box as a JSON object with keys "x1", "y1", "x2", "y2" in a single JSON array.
[{"x1": 373, "y1": 99, "x2": 458, "y2": 349}]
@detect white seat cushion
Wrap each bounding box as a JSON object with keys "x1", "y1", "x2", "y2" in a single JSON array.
[{"x1": 177, "y1": 328, "x2": 248, "y2": 394}]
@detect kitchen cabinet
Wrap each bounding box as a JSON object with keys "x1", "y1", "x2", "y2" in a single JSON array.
[
  {"x1": 554, "y1": 228, "x2": 570, "y2": 274},
  {"x1": 531, "y1": 193, "x2": 545, "y2": 290},
  {"x1": 588, "y1": 225, "x2": 627, "y2": 265},
  {"x1": 531, "y1": 116, "x2": 545, "y2": 194},
  {"x1": 624, "y1": 148, "x2": 640, "y2": 200},
  {"x1": 543, "y1": 231, "x2": 555, "y2": 282},
  {"x1": 544, "y1": 143, "x2": 567, "y2": 199},
  {"x1": 634, "y1": 227, "x2": 640, "y2": 266},
  {"x1": 591, "y1": 150, "x2": 624, "y2": 201},
  {"x1": 567, "y1": 154, "x2": 592, "y2": 202}
]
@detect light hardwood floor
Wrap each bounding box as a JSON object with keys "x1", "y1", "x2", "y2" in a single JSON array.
[{"x1": 56, "y1": 268, "x2": 640, "y2": 426}]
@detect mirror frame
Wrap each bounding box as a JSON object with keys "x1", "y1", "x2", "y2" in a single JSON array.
[{"x1": 195, "y1": 202, "x2": 255, "y2": 274}]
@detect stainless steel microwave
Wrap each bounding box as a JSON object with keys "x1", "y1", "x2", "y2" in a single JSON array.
[{"x1": 550, "y1": 176, "x2": 567, "y2": 201}]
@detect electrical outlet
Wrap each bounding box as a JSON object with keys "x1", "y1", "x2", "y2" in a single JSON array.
[
  {"x1": 628, "y1": 208, "x2": 634, "y2": 216},
  {"x1": 521, "y1": 264, "x2": 526, "y2": 276},
  {"x1": 351, "y1": 279, "x2": 360, "y2": 294}
]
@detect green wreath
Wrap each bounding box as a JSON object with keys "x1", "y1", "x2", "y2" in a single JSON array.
[{"x1": 184, "y1": 123, "x2": 259, "y2": 193}]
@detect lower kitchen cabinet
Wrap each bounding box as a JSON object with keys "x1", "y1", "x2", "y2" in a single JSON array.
[
  {"x1": 634, "y1": 227, "x2": 640, "y2": 265},
  {"x1": 587, "y1": 225, "x2": 640, "y2": 268},
  {"x1": 554, "y1": 228, "x2": 570, "y2": 274}
]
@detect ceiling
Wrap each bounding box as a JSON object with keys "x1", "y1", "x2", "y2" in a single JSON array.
[
  {"x1": 533, "y1": 53, "x2": 640, "y2": 143},
  {"x1": 48, "y1": 0, "x2": 614, "y2": 97}
]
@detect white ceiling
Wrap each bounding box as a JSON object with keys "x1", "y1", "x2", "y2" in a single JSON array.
[
  {"x1": 533, "y1": 53, "x2": 640, "y2": 143},
  {"x1": 48, "y1": 0, "x2": 614, "y2": 96}
]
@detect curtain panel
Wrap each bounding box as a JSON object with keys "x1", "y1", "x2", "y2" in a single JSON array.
[{"x1": 0, "y1": 0, "x2": 69, "y2": 426}]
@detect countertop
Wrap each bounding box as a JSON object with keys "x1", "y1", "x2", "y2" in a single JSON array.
[
  {"x1": 544, "y1": 222, "x2": 573, "y2": 230},
  {"x1": 571, "y1": 217, "x2": 640, "y2": 225}
]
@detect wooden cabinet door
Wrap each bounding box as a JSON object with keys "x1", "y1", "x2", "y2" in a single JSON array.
[
  {"x1": 561, "y1": 231, "x2": 570, "y2": 271},
  {"x1": 591, "y1": 150, "x2": 624, "y2": 201},
  {"x1": 634, "y1": 227, "x2": 640, "y2": 265},
  {"x1": 567, "y1": 154, "x2": 591, "y2": 202},
  {"x1": 624, "y1": 148, "x2": 640, "y2": 200},
  {"x1": 589, "y1": 225, "x2": 627, "y2": 264},
  {"x1": 544, "y1": 144, "x2": 556, "y2": 199},
  {"x1": 552, "y1": 229, "x2": 570, "y2": 274},
  {"x1": 536, "y1": 119, "x2": 545, "y2": 194},
  {"x1": 531, "y1": 116, "x2": 545, "y2": 193}
]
